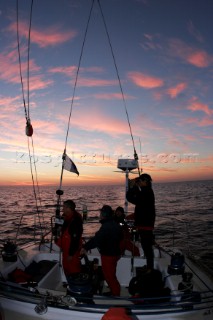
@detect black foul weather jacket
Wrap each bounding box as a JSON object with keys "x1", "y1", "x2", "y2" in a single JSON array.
[
  {"x1": 83, "y1": 217, "x2": 123, "y2": 256},
  {"x1": 126, "y1": 186, "x2": 155, "y2": 229}
]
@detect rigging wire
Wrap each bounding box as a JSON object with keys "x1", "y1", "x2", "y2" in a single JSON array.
[
  {"x1": 63, "y1": 0, "x2": 95, "y2": 154},
  {"x1": 97, "y1": 0, "x2": 140, "y2": 174},
  {"x1": 56, "y1": 0, "x2": 96, "y2": 203},
  {"x1": 16, "y1": 0, "x2": 28, "y2": 122},
  {"x1": 27, "y1": 0, "x2": 34, "y2": 119},
  {"x1": 16, "y1": 0, "x2": 46, "y2": 237},
  {"x1": 61, "y1": 0, "x2": 140, "y2": 183},
  {"x1": 56, "y1": 0, "x2": 141, "y2": 212}
]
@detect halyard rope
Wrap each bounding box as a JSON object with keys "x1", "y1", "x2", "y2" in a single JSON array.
[
  {"x1": 16, "y1": 0, "x2": 45, "y2": 237},
  {"x1": 59, "y1": 0, "x2": 140, "y2": 194}
]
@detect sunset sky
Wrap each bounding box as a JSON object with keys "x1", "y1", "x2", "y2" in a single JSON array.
[{"x1": 0, "y1": 0, "x2": 213, "y2": 186}]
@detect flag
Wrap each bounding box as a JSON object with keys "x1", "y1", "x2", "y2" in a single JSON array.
[{"x1": 63, "y1": 154, "x2": 79, "y2": 176}]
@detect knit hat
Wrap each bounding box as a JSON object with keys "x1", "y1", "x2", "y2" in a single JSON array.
[
  {"x1": 139, "y1": 173, "x2": 152, "y2": 182},
  {"x1": 100, "y1": 205, "x2": 113, "y2": 218}
]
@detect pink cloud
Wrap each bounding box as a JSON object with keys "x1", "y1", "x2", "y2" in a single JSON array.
[
  {"x1": 49, "y1": 66, "x2": 77, "y2": 77},
  {"x1": 167, "y1": 139, "x2": 186, "y2": 148},
  {"x1": 58, "y1": 108, "x2": 129, "y2": 136},
  {"x1": 0, "y1": 52, "x2": 25, "y2": 80},
  {"x1": 28, "y1": 75, "x2": 53, "y2": 91},
  {"x1": 33, "y1": 119, "x2": 62, "y2": 134},
  {"x1": 187, "y1": 20, "x2": 204, "y2": 43},
  {"x1": 184, "y1": 117, "x2": 199, "y2": 125},
  {"x1": 141, "y1": 33, "x2": 162, "y2": 51},
  {"x1": 0, "y1": 50, "x2": 53, "y2": 90},
  {"x1": 0, "y1": 95, "x2": 20, "y2": 109},
  {"x1": 141, "y1": 34, "x2": 212, "y2": 68},
  {"x1": 8, "y1": 21, "x2": 77, "y2": 48},
  {"x1": 49, "y1": 67, "x2": 117, "y2": 87},
  {"x1": 198, "y1": 117, "x2": 213, "y2": 126},
  {"x1": 169, "y1": 38, "x2": 213, "y2": 68},
  {"x1": 48, "y1": 66, "x2": 106, "y2": 80},
  {"x1": 0, "y1": 106, "x2": 65, "y2": 156},
  {"x1": 187, "y1": 98, "x2": 213, "y2": 115},
  {"x1": 93, "y1": 93, "x2": 135, "y2": 100},
  {"x1": 128, "y1": 72, "x2": 164, "y2": 89},
  {"x1": 167, "y1": 82, "x2": 187, "y2": 98},
  {"x1": 183, "y1": 135, "x2": 197, "y2": 141},
  {"x1": 201, "y1": 135, "x2": 213, "y2": 140},
  {"x1": 73, "y1": 77, "x2": 118, "y2": 87},
  {"x1": 184, "y1": 116, "x2": 213, "y2": 127},
  {"x1": 81, "y1": 67, "x2": 104, "y2": 73},
  {"x1": 152, "y1": 92, "x2": 163, "y2": 101},
  {"x1": 187, "y1": 51, "x2": 210, "y2": 68},
  {"x1": 49, "y1": 65, "x2": 117, "y2": 89}
]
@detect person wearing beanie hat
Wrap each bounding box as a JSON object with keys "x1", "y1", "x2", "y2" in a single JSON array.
[
  {"x1": 100, "y1": 205, "x2": 113, "y2": 218},
  {"x1": 80, "y1": 205, "x2": 123, "y2": 296},
  {"x1": 126, "y1": 173, "x2": 155, "y2": 271}
]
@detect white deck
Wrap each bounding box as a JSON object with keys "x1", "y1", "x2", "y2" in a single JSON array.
[{"x1": 0, "y1": 242, "x2": 213, "y2": 320}]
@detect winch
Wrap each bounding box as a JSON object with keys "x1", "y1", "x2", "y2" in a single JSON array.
[
  {"x1": 168, "y1": 252, "x2": 185, "y2": 275},
  {"x1": 178, "y1": 272, "x2": 193, "y2": 293}
]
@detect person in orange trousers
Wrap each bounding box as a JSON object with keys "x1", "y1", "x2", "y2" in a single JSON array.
[
  {"x1": 56, "y1": 200, "x2": 83, "y2": 275},
  {"x1": 80, "y1": 205, "x2": 123, "y2": 296}
]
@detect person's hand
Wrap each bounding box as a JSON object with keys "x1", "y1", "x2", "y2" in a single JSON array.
[{"x1": 128, "y1": 178, "x2": 136, "y2": 189}]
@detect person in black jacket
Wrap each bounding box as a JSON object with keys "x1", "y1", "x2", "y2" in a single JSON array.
[
  {"x1": 126, "y1": 174, "x2": 155, "y2": 271},
  {"x1": 80, "y1": 205, "x2": 123, "y2": 296}
]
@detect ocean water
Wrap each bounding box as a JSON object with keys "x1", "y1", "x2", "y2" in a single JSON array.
[{"x1": 0, "y1": 180, "x2": 212, "y2": 276}]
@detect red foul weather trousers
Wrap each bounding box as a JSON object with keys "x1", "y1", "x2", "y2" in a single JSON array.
[
  {"x1": 101, "y1": 255, "x2": 120, "y2": 296},
  {"x1": 56, "y1": 228, "x2": 82, "y2": 275},
  {"x1": 120, "y1": 238, "x2": 140, "y2": 256}
]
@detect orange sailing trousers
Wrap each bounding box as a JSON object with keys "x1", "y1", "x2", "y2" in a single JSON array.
[{"x1": 101, "y1": 255, "x2": 120, "y2": 296}]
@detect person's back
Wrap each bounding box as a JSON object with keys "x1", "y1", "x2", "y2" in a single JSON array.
[
  {"x1": 81, "y1": 205, "x2": 122, "y2": 296},
  {"x1": 96, "y1": 218, "x2": 122, "y2": 256}
]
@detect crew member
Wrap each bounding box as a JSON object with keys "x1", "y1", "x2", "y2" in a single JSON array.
[
  {"x1": 56, "y1": 199, "x2": 83, "y2": 275},
  {"x1": 114, "y1": 206, "x2": 140, "y2": 256},
  {"x1": 126, "y1": 174, "x2": 155, "y2": 271},
  {"x1": 80, "y1": 205, "x2": 123, "y2": 296}
]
